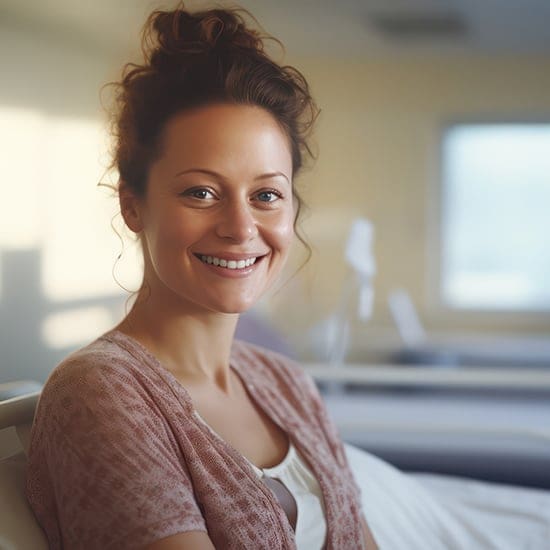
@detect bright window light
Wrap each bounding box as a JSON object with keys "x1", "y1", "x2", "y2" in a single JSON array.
[
  {"x1": 0, "y1": 107, "x2": 45, "y2": 298},
  {"x1": 0, "y1": 107, "x2": 45, "y2": 250},
  {"x1": 40, "y1": 116, "x2": 142, "y2": 301},
  {"x1": 441, "y1": 123, "x2": 550, "y2": 311},
  {"x1": 0, "y1": 106, "x2": 142, "y2": 303}
]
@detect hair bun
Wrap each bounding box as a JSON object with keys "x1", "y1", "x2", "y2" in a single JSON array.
[
  {"x1": 110, "y1": 2, "x2": 318, "y2": 207},
  {"x1": 146, "y1": 7, "x2": 264, "y2": 68}
]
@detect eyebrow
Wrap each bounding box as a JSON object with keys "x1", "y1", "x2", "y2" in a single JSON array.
[{"x1": 174, "y1": 168, "x2": 291, "y2": 185}]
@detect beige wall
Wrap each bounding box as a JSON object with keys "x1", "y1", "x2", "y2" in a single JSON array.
[{"x1": 264, "y1": 55, "x2": 550, "y2": 353}]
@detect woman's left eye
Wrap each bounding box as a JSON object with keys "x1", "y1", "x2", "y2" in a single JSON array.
[{"x1": 255, "y1": 190, "x2": 282, "y2": 203}]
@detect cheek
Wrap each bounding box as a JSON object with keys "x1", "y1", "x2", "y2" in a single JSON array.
[
  {"x1": 151, "y1": 209, "x2": 193, "y2": 241},
  {"x1": 271, "y1": 210, "x2": 296, "y2": 254},
  {"x1": 143, "y1": 214, "x2": 191, "y2": 266}
]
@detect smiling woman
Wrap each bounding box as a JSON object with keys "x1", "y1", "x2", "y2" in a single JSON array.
[{"x1": 24, "y1": 3, "x2": 377, "y2": 550}]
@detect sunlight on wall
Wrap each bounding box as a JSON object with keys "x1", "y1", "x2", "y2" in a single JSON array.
[
  {"x1": 0, "y1": 108, "x2": 45, "y2": 262},
  {"x1": 0, "y1": 105, "x2": 142, "y2": 348},
  {"x1": 39, "y1": 114, "x2": 142, "y2": 301},
  {"x1": 0, "y1": 105, "x2": 141, "y2": 297}
]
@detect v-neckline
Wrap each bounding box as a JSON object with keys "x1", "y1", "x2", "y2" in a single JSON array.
[{"x1": 103, "y1": 329, "x2": 291, "y2": 470}]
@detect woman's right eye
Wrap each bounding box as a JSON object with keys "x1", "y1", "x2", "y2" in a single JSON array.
[{"x1": 181, "y1": 187, "x2": 215, "y2": 200}]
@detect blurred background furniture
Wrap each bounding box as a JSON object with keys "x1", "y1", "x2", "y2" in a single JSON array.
[
  {"x1": 307, "y1": 364, "x2": 550, "y2": 489},
  {"x1": 0, "y1": 383, "x2": 48, "y2": 549}
]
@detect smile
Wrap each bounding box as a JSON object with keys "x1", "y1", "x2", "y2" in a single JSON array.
[{"x1": 198, "y1": 255, "x2": 258, "y2": 269}]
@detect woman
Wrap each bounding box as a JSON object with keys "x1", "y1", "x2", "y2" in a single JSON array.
[{"x1": 26, "y1": 4, "x2": 378, "y2": 549}]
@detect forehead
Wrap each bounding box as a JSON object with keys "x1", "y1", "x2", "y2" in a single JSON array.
[{"x1": 155, "y1": 103, "x2": 293, "y2": 179}]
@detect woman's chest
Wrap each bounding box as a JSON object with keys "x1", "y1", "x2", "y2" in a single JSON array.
[{"x1": 184, "y1": 374, "x2": 290, "y2": 469}]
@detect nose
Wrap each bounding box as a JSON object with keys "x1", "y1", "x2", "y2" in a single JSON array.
[{"x1": 215, "y1": 198, "x2": 259, "y2": 242}]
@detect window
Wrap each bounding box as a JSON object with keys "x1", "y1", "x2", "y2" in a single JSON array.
[{"x1": 441, "y1": 123, "x2": 550, "y2": 311}]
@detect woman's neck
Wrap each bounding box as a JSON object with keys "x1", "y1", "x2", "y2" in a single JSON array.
[{"x1": 115, "y1": 293, "x2": 239, "y2": 393}]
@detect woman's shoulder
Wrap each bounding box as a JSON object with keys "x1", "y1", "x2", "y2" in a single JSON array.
[
  {"x1": 44, "y1": 330, "x2": 140, "y2": 391},
  {"x1": 35, "y1": 330, "x2": 159, "y2": 429}
]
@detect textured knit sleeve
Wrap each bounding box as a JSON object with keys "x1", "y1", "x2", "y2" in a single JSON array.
[{"x1": 26, "y1": 356, "x2": 207, "y2": 550}]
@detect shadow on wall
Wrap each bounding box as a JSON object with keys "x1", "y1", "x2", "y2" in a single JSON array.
[{"x1": 0, "y1": 248, "x2": 125, "y2": 385}]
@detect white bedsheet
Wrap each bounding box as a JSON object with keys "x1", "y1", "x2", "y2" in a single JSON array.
[{"x1": 345, "y1": 444, "x2": 550, "y2": 549}]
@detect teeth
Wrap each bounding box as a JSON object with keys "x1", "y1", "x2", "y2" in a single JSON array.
[{"x1": 200, "y1": 255, "x2": 258, "y2": 269}]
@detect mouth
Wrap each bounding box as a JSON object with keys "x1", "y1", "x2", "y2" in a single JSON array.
[{"x1": 194, "y1": 253, "x2": 266, "y2": 270}]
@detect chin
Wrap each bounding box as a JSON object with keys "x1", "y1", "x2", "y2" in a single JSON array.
[
  {"x1": 203, "y1": 296, "x2": 258, "y2": 315},
  {"x1": 215, "y1": 302, "x2": 255, "y2": 315}
]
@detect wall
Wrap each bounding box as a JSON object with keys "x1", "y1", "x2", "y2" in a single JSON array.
[{"x1": 0, "y1": 22, "x2": 130, "y2": 383}]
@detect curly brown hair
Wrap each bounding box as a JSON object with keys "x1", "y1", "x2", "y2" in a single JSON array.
[{"x1": 108, "y1": 3, "x2": 319, "y2": 234}]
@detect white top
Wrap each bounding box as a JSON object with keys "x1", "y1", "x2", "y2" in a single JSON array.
[
  {"x1": 194, "y1": 411, "x2": 327, "y2": 549},
  {"x1": 247, "y1": 442, "x2": 327, "y2": 550}
]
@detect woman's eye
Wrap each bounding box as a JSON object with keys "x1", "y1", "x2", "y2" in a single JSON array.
[
  {"x1": 182, "y1": 188, "x2": 215, "y2": 200},
  {"x1": 255, "y1": 190, "x2": 282, "y2": 203}
]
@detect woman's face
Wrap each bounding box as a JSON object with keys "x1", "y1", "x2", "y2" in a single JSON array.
[{"x1": 123, "y1": 103, "x2": 295, "y2": 315}]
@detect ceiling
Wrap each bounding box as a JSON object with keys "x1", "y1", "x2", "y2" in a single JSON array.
[{"x1": 1, "y1": 0, "x2": 550, "y2": 59}]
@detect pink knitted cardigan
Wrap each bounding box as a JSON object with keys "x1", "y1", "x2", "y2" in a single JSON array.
[{"x1": 26, "y1": 330, "x2": 365, "y2": 549}]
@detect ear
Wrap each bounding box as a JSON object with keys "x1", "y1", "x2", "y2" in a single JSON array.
[{"x1": 119, "y1": 182, "x2": 144, "y2": 234}]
